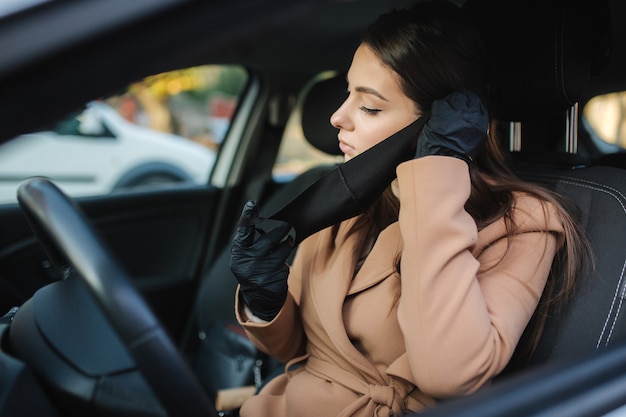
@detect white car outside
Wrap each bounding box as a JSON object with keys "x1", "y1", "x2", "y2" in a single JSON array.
[{"x1": 0, "y1": 101, "x2": 216, "y2": 204}]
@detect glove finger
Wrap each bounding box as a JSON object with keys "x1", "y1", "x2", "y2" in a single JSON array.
[
  {"x1": 426, "y1": 91, "x2": 487, "y2": 156},
  {"x1": 235, "y1": 200, "x2": 258, "y2": 248},
  {"x1": 270, "y1": 239, "x2": 294, "y2": 261},
  {"x1": 430, "y1": 91, "x2": 488, "y2": 135},
  {"x1": 253, "y1": 222, "x2": 293, "y2": 256}
]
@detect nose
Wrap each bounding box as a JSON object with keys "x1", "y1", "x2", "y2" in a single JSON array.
[{"x1": 330, "y1": 99, "x2": 351, "y2": 131}]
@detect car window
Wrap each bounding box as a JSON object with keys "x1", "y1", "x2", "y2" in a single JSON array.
[
  {"x1": 272, "y1": 72, "x2": 342, "y2": 182},
  {"x1": 0, "y1": 0, "x2": 50, "y2": 18},
  {"x1": 0, "y1": 65, "x2": 247, "y2": 204},
  {"x1": 583, "y1": 90, "x2": 626, "y2": 153}
]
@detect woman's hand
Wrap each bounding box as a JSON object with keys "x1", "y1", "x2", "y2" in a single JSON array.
[
  {"x1": 415, "y1": 91, "x2": 489, "y2": 163},
  {"x1": 230, "y1": 200, "x2": 294, "y2": 322}
]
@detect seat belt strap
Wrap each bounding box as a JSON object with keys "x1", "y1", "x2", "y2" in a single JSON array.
[{"x1": 259, "y1": 115, "x2": 429, "y2": 243}]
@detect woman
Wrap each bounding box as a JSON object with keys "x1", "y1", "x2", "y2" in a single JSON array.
[{"x1": 229, "y1": 2, "x2": 590, "y2": 416}]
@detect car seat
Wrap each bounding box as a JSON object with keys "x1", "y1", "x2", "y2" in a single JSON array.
[{"x1": 463, "y1": 0, "x2": 626, "y2": 372}]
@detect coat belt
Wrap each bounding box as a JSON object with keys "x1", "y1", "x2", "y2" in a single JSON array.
[{"x1": 305, "y1": 356, "x2": 414, "y2": 417}]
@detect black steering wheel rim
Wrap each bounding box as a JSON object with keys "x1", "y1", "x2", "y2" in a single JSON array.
[{"x1": 17, "y1": 177, "x2": 218, "y2": 417}]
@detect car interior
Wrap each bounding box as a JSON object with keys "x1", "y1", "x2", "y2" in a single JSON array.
[
  {"x1": 466, "y1": 0, "x2": 625, "y2": 361},
  {"x1": 1, "y1": 0, "x2": 626, "y2": 416}
]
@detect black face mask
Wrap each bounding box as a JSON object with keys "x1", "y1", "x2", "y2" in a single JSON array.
[{"x1": 259, "y1": 114, "x2": 430, "y2": 244}]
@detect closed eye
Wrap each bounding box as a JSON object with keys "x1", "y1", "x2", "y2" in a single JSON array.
[{"x1": 360, "y1": 106, "x2": 381, "y2": 115}]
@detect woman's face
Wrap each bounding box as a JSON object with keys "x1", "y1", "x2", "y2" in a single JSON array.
[{"x1": 331, "y1": 44, "x2": 420, "y2": 162}]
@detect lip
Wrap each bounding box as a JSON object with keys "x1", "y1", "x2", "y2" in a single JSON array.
[{"x1": 338, "y1": 139, "x2": 355, "y2": 156}]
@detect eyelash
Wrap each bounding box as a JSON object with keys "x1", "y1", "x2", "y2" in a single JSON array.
[
  {"x1": 359, "y1": 106, "x2": 381, "y2": 116},
  {"x1": 343, "y1": 88, "x2": 382, "y2": 116}
]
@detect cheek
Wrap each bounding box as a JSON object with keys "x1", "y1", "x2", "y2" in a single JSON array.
[
  {"x1": 362, "y1": 134, "x2": 387, "y2": 152},
  {"x1": 357, "y1": 124, "x2": 402, "y2": 153}
]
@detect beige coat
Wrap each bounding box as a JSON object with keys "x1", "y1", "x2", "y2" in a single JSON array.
[{"x1": 236, "y1": 156, "x2": 563, "y2": 417}]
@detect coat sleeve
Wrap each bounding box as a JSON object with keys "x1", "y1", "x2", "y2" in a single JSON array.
[{"x1": 395, "y1": 156, "x2": 562, "y2": 398}]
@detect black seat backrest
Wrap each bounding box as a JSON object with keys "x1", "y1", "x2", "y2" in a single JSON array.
[
  {"x1": 519, "y1": 164, "x2": 626, "y2": 363},
  {"x1": 464, "y1": 0, "x2": 625, "y2": 369}
]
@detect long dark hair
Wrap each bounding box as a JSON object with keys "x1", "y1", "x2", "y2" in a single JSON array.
[{"x1": 346, "y1": 1, "x2": 591, "y2": 365}]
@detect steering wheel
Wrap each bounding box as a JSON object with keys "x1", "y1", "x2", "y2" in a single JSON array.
[{"x1": 15, "y1": 177, "x2": 219, "y2": 417}]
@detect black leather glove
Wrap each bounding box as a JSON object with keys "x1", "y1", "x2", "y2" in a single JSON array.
[
  {"x1": 230, "y1": 200, "x2": 294, "y2": 321},
  {"x1": 415, "y1": 91, "x2": 488, "y2": 163}
]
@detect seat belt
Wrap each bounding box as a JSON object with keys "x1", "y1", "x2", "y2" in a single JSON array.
[{"x1": 258, "y1": 115, "x2": 429, "y2": 243}]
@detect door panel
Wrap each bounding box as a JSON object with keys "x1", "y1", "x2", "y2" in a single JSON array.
[{"x1": 0, "y1": 185, "x2": 222, "y2": 340}]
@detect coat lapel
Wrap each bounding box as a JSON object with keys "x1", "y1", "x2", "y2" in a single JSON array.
[
  {"x1": 348, "y1": 222, "x2": 402, "y2": 296},
  {"x1": 305, "y1": 218, "x2": 389, "y2": 382}
]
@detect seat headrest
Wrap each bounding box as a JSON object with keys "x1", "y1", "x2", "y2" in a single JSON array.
[
  {"x1": 463, "y1": 0, "x2": 611, "y2": 121},
  {"x1": 300, "y1": 73, "x2": 345, "y2": 156}
]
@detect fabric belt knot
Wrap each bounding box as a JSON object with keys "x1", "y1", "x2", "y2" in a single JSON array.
[
  {"x1": 368, "y1": 383, "x2": 406, "y2": 416},
  {"x1": 305, "y1": 356, "x2": 410, "y2": 417},
  {"x1": 368, "y1": 384, "x2": 395, "y2": 409}
]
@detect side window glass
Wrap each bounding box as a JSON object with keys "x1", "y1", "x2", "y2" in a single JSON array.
[
  {"x1": 583, "y1": 91, "x2": 626, "y2": 153},
  {"x1": 0, "y1": 65, "x2": 247, "y2": 204},
  {"x1": 273, "y1": 73, "x2": 342, "y2": 182}
]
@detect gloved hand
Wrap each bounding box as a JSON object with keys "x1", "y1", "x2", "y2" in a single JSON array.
[
  {"x1": 415, "y1": 91, "x2": 489, "y2": 163},
  {"x1": 230, "y1": 200, "x2": 294, "y2": 321}
]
